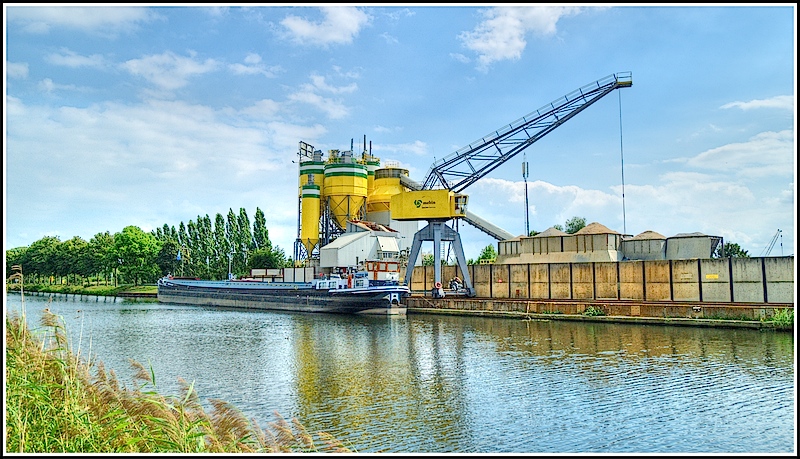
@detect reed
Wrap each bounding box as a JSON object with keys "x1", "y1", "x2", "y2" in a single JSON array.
[{"x1": 5, "y1": 308, "x2": 353, "y2": 453}]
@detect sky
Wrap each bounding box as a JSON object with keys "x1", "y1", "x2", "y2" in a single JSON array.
[{"x1": 4, "y1": 4, "x2": 797, "y2": 263}]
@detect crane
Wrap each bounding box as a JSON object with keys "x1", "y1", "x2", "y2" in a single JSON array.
[
  {"x1": 391, "y1": 72, "x2": 633, "y2": 296},
  {"x1": 760, "y1": 229, "x2": 782, "y2": 256}
]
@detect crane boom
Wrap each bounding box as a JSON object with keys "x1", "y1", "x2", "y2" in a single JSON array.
[
  {"x1": 761, "y1": 229, "x2": 782, "y2": 256},
  {"x1": 421, "y1": 72, "x2": 632, "y2": 192}
]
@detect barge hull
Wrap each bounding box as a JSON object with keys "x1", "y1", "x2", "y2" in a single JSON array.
[{"x1": 158, "y1": 284, "x2": 407, "y2": 315}]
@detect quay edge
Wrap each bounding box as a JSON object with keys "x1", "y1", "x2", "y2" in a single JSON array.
[{"x1": 404, "y1": 296, "x2": 794, "y2": 330}]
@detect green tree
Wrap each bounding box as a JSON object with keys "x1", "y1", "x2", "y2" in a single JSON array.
[
  {"x1": 248, "y1": 246, "x2": 289, "y2": 270},
  {"x1": 553, "y1": 216, "x2": 587, "y2": 234},
  {"x1": 253, "y1": 207, "x2": 271, "y2": 251},
  {"x1": 477, "y1": 244, "x2": 497, "y2": 264},
  {"x1": 25, "y1": 236, "x2": 61, "y2": 284},
  {"x1": 87, "y1": 231, "x2": 116, "y2": 286},
  {"x1": 213, "y1": 213, "x2": 229, "y2": 279},
  {"x1": 235, "y1": 208, "x2": 253, "y2": 275},
  {"x1": 714, "y1": 242, "x2": 750, "y2": 258},
  {"x1": 114, "y1": 226, "x2": 161, "y2": 286},
  {"x1": 156, "y1": 239, "x2": 182, "y2": 276}
]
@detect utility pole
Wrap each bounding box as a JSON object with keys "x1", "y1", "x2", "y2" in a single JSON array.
[{"x1": 523, "y1": 153, "x2": 530, "y2": 236}]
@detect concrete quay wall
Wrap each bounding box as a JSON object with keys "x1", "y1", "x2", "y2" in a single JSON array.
[
  {"x1": 406, "y1": 256, "x2": 794, "y2": 304},
  {"x1": 404, "y1": 296, "x2": 792, "y2": 328}
]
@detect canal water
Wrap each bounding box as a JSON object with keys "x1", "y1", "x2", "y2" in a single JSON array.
[{"x1": 5, "y1": 292, "x2": 795, "y2": 454}]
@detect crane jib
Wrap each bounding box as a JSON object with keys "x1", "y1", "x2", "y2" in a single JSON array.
[{"x1": 421, "y1": 71, "x2": 632, "y2": 192}]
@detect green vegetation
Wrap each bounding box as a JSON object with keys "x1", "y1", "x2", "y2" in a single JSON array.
[
  {"x1": 476, "y1": 244, "x2": 497, "y2": 264},
  {"x1": 5, "y1": 207, "x2": 291, "y2": 289},
  {"x1": 6, "y1": 282, "x2": 157, "y2": 296},
  {"x1": 553, "y1": 216, "x2": 587, "y2": 235},
  {"x1": 768, "y1": 308, "x2": 794, "y2": 330},
  {"x1": 583, "y1": 305, "x2": 606, "y2": 316},
  {"x1": 713, "y1": 242, "x2": 750, "y2": 258},
  {"x1": 5, "y1": 309, "x2": 352, "y2": 453}
]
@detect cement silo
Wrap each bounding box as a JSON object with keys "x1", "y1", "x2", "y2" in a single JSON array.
[{"x1": 323, "y1": 149, "x2": 368, "y2": 230}]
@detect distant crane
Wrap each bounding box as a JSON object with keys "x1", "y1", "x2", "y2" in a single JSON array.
[{"x1": 760, "y1": 229, "x2": 782, "y2": 256}]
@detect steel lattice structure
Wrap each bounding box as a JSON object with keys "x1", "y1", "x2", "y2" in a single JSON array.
[{"x1": 420, "y1": 72, "x2": 632, "y2": 193}]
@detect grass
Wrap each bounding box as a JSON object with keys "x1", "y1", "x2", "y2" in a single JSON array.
[
  {"x1": 7, "y1": 283, "x2": 157, "y2": 296},
  {"x1": 5, "y1": 308, "x2": 353, "y2": 453}
]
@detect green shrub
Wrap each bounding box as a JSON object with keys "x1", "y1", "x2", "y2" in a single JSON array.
[
  {"x1": 583, "y1": 305, "x2": 606, "y2": 317},
  {"x1": 770, "y1": 308, "x2": 794, "y2": 330}
]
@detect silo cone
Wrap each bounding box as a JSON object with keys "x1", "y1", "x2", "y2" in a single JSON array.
[
  {"x1": 324, "y1": 162, "x2": 368, "y2": 230},
  {"x1": 300, "y1": 183, "x2": 321, "y2": 254}
]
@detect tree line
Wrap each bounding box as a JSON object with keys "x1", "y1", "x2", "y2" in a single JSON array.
[{"x1": 5, "y1": 207, "x2": 291, "y2": 287}]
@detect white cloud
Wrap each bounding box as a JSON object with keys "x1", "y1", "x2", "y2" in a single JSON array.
[
  {"x1": 285, "y1": 72, "x2": 359, "y2": 119},
  {"x1": 38, "y1": 78, "x2": 81, "y2": 93},
  {"x1": 121, "y1": 51, "x2": 219, "y2": 91},
  {"x1": 5, "y1": 97, "x2": 312, "y2": 250},
  {"x1": 240, "y1": 99, "x2": 281, "y2": 119},
  {"x1": 459, "y1": 6, "x2": 583, "y2": 71},
  {"x1": 228, "y1": 53, "x2": 282, "y2": 77},
  {"x1": 7, "y1": 6, "x2": 158, "y2": 36},
  {"x1": 373, "y1": 140, "x2": 428, "y2": 156},
  {"x1": 302, "y1": 74, "x2": 358, "y2": 94},
  {"x1": 280, "y1": 6, "x2": 370, "y2": 47},
  {"x1": 721, "y1": 95, "x2": 795, "y2": 111},
  {"x1": 6, "y1": 62, "x2": 29, "y2": 79},
  {"x1": 45, "y1": 48, "x2": 106, "y2": 68},
  {"x1": 685, "y1": 130, "x2": 794, "y2": 178},
  {"x1": 287, "y1": 91, "x2": 349, "y2": 119}
]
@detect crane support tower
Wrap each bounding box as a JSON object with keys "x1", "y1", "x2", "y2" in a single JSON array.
[{"x1": 395, "y1": 72, "x2": 633, "y2": 296}]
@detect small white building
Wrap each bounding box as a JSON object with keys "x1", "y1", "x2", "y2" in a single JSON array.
[{"x1": 319, "y1": 223, "x2": 402, "y2": 269}]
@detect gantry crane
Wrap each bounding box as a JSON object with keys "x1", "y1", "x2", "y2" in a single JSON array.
[
  {"x1": 391, "y1": 72, "x2": 633, "y2": 296},
  {"x1": 760, "y1": 229, "x2": 782, "y2": 256}
]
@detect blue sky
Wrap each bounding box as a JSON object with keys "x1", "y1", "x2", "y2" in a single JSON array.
[{"x1": 4, "y1": 4, "x2": 796, "y2": 261}]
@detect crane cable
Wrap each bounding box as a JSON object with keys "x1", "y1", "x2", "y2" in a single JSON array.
[{"x1": 618, "y1": 88, "x2": 627, "y2": 236}]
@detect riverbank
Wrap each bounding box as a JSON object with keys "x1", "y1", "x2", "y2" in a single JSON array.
[
  {"x1": 406, "y1": 295, "x2": 794, "y2": 331},
  {"x1": 6, "y1": 283, "x2": 157, "y2": 297},
  {"x1": 5, "y1": 309, "x2": 352, "y2": 453},
  {"x1": 8, "y1": 286, "x2": 792, "y2": 331}
]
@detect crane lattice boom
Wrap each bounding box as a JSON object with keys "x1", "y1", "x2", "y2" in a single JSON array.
[{"x1": 421, "y1": 72, "x2": 632, "y2": 192}]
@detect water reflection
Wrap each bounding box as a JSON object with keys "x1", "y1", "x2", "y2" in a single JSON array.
[{"x1": 5, "y1": 292, "x2": 795, "y2": 453}]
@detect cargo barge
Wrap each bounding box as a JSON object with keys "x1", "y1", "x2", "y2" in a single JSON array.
[{"x1": 157, "y1": 264, "x2": 409, "y2": 315}]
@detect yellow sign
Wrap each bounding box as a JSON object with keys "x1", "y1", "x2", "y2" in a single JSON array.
[
  {"x1": 390, "y1": 189, "x2": 468, "y2": 220},
  {"x1": 705, "y1": 274, "x2": 719, "y2": 280}
]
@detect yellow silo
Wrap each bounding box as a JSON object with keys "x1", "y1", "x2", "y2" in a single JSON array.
[
  {"x1": 300, "y1": 182, "x2": 321, "y2": 254},
  {"x1": 324, "y1": 152, "x2": 368, "y2": 230},
  {"x1": 298, "y1": 158, "x2": 325, "y2": 197},
  {"x1": 362, "y1": 152, "x2": 380, "y2": 197},
  {"x1": 367, "y1": 166, "x2": 409, "y2": 219}
]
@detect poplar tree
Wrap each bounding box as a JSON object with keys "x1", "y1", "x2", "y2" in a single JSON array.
[{"x1": 253, "y1": 207, "x2": 271, "y2": 251}]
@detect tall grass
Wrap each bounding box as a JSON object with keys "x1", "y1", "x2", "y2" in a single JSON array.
[{"x1": 5, "y1": 308, "x2": 353, "y2": 453}]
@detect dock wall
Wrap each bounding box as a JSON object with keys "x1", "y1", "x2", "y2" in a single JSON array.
[{"x1": 406, "y1": 256, "x2": 794, "y2": 304}]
